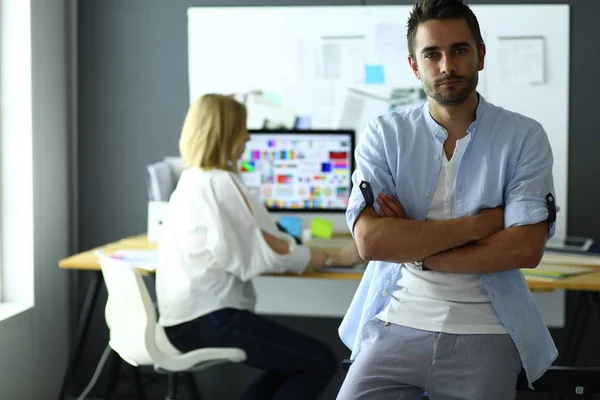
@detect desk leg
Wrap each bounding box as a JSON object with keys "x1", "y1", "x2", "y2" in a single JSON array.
[
  {"x1": 561, "y1": 292, "x2": 594, "y2": 366},
  {"x1": 103, "y1": 349, "x2": 122, "y2": 400},
  {"x1": 57, "y1": 270, "x2": 103, "y2": 400}
]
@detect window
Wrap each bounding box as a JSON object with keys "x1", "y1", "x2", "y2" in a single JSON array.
[{"x1": 0, "y1": 0, "x2": 34, "y2": 320}]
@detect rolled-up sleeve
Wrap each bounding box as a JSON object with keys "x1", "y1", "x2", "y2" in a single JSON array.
[
  {"x1": 347, "y1": 118, "x2": 396, "y2": 236},
  {"x1": 504, "y1": 124, "x2": 558, "y2": 238}
]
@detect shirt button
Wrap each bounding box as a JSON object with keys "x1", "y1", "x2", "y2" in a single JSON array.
[
  {"x1": 425, "y1": 193, "x2": 431, "y2": 198},
  {"x1": 434, "y1": 155, "x2": 440, "y2": 160},
  {"x1": 382, "y1": 291, "x2": 388, "y2": 297}
]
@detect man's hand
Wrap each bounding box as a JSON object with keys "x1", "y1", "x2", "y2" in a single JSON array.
[
  {"x1": 423, "y1": 221, "x2": 548, "y2": 273},
  {"x1": 354, "y1": 193, "x2": 506, "y2": 262},
  {"x1": 376, "y1": 193, "x2": 407, "y2": 218},
  {"x1": 474, "y1": 206, "x2": 505, "y2": 239},
  {"x1": 375, "y1": 192, "x2": 504, "y2": 241}
]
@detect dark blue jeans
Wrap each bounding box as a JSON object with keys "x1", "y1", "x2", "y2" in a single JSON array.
[{"x1": 164, "y1": 308, "x2": 337, "y2": 400}]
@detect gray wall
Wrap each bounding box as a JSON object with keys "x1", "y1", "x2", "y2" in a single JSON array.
[
  {"x1": 0, "y1": 0, "x2": 71, "y2": 399},
  {"x1": 76, "y1": 0, "x2": 600, "y2": 399}
]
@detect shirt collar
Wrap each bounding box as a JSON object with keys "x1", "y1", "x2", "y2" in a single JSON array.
[{"x1": 423, "y1": 92, "x2": 487, "y2": 141}]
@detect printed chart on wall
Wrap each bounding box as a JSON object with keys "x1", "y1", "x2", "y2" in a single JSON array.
[
  {"x1": 187, "y1": 7, "x2": 429, "y2": 141},
  {"x1": 188, "y1": 4, "x2": 569, "y2": 242}
]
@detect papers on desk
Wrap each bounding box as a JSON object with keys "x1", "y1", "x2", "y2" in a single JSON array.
[
  {"x1": 521, "y1": 264, "x2": 596, "y2": 282},
  {"x1": 542, "y1": 251, "x2": 600, "y2": 267},
  {"x1": 305, "y1": 237, "x2": 353, "y2": 249},
  {"x1": 523, "y1": 275, "x2": 561, "y2": 283},
  {"x1": 319, "y1": 264, "x2": 368, "y2": 273},
  {"x1": 111, "y1": 249, "x2": 158, "y2": 272}
]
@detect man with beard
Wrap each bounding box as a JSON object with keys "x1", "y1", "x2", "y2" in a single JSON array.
[{"x1": 337, "y1": 0, "x2": 558, "y2": 399}]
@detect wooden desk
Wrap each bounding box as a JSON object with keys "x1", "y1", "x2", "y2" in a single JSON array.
[
  {"x1": 58, "y1": 234, "x2": 600, "y2": 400},
  {"x1": 60, "y1": 234, "x2": 600, "y2": 291},
  {"x1": 59, "y1": 234, "x2": 365, "y2": 281}
]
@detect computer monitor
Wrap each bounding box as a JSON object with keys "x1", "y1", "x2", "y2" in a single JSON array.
[{"x1": 238, "y1": 129, "x2": 355, "y2": 212}]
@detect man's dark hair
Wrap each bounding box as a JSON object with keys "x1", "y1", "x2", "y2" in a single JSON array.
[{"x1": 407, "y1": 0, "x2": 484, "y2": 59}]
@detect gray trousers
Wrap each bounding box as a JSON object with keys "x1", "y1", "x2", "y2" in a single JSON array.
[{"x1": 337, "y1": 318, "x2": 522, "y2": 400}]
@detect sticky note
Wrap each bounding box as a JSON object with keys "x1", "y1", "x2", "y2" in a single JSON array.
[
  {"x1": 263, "y1": 91, "x2": 282, "y2": 104},
  {"x1": 279, "y1": 216, "x2": 303, "y2": 238},
  {"x1": 365, "y1": 65, "x2": 385, "y2": 84},
  {"x1": 311, "y1": 218, "x2": 334, "y2": 240}
]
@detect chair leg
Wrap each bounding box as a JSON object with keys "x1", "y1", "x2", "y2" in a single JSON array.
[
  {"x1": 166, "y1": 373, "x2": 179, "y2": 400},
  {"x1": 128, "y1": 365, "x2": 146, "y2": 400},
  {"x1": 103, "y1": 350, "x2": 122, "y2": 400},
  {"x1": 186, "y1": 372, "x2": 202, "y2": 400}
]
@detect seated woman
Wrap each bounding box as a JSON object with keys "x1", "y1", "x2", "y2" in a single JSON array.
[{"x1": 156, "y1": 93, "x2": 362, "y2": 400}]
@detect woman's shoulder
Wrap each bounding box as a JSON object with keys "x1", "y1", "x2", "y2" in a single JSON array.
[
  {"x1": 180, "y1": 167, "x2": 233, "y2": 182},
  {"x1": 179, "y1": 167, "x2": 239, "y2": 195}
]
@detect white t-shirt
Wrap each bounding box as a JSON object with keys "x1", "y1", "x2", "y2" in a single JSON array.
[
  {"x1": 155, "y1": 167, "x2": 311, "y2": 327},
  {"x1": 377, "y1": 134, "x2": 507, "y2": 334}
]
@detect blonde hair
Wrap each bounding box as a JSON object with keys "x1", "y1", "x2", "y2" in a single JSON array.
[{"x1": 179, "y1": 94, "x2": 248, "y2": 171}]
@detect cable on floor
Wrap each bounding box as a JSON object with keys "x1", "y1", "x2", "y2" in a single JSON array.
[{"x1": 76, "y1": 344, "x2": 112, "y2": 400}]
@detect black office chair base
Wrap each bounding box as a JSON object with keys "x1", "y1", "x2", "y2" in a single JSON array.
[
  {"x1": 166, "y1": 373, "x2": 178, "y2": 400},
  {"x1": 165, "y1": 372, "x2": 202, "y2": 400}
]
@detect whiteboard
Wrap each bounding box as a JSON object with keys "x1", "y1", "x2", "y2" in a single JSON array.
[{"x1": 188, "y1": 5, "x2": 569, "y2": 239}]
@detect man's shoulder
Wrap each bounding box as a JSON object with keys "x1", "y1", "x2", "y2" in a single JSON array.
[
  {"x1": 484, "y1": 100, "x2": 544, "y2": 133},
  {"x1": 369, "y1": 103, "x2": 426, "y2": 134}
]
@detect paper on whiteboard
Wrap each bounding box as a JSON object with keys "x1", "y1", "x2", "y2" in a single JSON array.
[
  {"x1": 497, "y1": 36, "x2": 545, "y2": 85},
  {"x1": 319, "y1": 35, "x2": 366, "y2": 82},
  {"x1": 338, "y1": 92, "x2": 366, "y2": 130},
  {"x1": 245, "y1": 94, "x2": 297, "y2": 130},
  {"x1": 337, "y1": 87, "x2": 390, "y2": 133},
  {"x1": 367, "y1": 22, "x2": 410, "y2": 86},
  {"x1": 281, "y1": 82, "x2": 336, "y2": 128},
  {"x1": 293, "y1": 37, "x2": 320, "y2": 81}
]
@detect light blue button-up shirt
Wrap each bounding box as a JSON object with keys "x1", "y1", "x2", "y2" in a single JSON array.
[{"x1": 341, "y1": 94, "x2": 558, "y2": 388}]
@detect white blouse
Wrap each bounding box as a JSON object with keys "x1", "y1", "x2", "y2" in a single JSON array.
[{"x1": 155, "y1": 167, "x2": 310, "y2": 327}]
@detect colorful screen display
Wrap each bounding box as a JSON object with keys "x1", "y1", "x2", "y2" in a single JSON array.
[{"x1": 238, "y1": 130, "x2": 354, "y2": 211}]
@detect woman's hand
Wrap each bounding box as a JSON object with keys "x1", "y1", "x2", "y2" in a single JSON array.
[
  {"x1": 305, "y1": 248, "x2": 328, "y2": 273},
  {"x1": 305, "y1": 241, "x2": 363, "y2": 272},
  {"x1": 324, "y1": 241, "x2": 364, "y2": 267}
]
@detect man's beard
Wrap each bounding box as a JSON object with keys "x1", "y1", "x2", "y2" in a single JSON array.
[{"x1": 423, "y1": 70, "x2": 479, "y2": 106}]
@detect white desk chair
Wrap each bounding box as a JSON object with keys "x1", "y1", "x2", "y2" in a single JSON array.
[
  {"x1": 145, "y1": 159, "x2": 183, "y2": 242},
  {"x1": 97, "y1": 250, "x2": 247, "y2": 400},
  {"x1": 146, "y1": 158, "x2": 184, "y2": 202}
]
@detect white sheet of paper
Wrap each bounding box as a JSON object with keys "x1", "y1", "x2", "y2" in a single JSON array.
[
  {"x1": 112, "y1": 250, "x2": 158, "y2": 271},
  {"x1": 338, "y1": 92, "x2": 366, "y2": 130},
  {"x1": 524, "y1": 275, "x2": 559, "y2": 282},
  {"x1": 541, "y1": 252, "x2": 600, "y2": 267},
  {"x1": 497, "y1": 36, "x2": 545, "y2": 85},
  {"x1": 281, "y1": 82, "x2": 336, "y2": 128},
  {"x1": 533, "y1": 264, "x2": 596, "y2": 275},
  {"x1": 366, "y1": 21, "x2": 410, "y2": 86},
  {"x1": 319, "y1": 36, "x2": 366, "y2": 83},
  {"x1": 245, "y1": 95, "x2": 297, "y2": 130}
]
